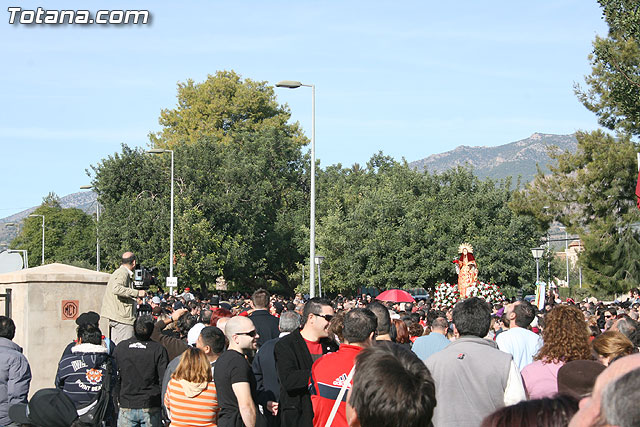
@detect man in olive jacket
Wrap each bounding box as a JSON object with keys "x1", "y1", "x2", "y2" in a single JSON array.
[
  {"x1": 274, "y1": 298, "x2": 338, "y2": 427},
  {"x1": 101, "y1": 252, "x2": 146, "y2": 344}
]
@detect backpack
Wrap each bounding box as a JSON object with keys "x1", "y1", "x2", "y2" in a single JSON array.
[{"x1": 76, "y1": 356, "x2": 112, "y2": 426}]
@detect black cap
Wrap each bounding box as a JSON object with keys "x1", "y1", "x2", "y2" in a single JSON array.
[
  {"x1": 76, "y1": 311, "x2": 100, "y2": 327},
  {"x1": 10, "y1": 388, "x2": 78, "y2": 427}
]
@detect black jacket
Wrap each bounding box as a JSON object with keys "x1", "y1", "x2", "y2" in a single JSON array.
[
  {"x1": 274, "y1": 329, "x2": 338, "y2": 427},
  {"x1": 114, "y1": 337, "x2": 168, "y2": 408},
  {"x1": 249, "y1": 310, "x2": 280, "y2": 348},
  {"x1": 253, "y1": 336, "x2": 281, "y2": 427},
  {"x1": 55, "y1": 343, "x2": 114, "y2": 408}
]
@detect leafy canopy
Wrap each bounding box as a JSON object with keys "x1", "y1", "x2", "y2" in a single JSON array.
[
  {"x1": 316, "y1": 155, "x2": 539, "y2": 293},
  {"x1": 575, "y1": 0, "x2": 640, "y2": 135},
  {"x1": 510, "y1": 131, "x2": 640, "y2": 293},
  {"x1": 149, "y1": 70, "x2": 306, "y2": 148}
]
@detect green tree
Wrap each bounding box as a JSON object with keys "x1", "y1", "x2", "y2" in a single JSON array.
[
  {"x1": 149, "y1": 70, "x2": 306, "y2": 148},
  {"x1": 92, "y1": 71, "x2": 309, "y2": 293},
  {"x1": 575, "y1": 0, "x2": 640, "y2": 135},
  {"x1": 91, "y1": 130, "x2": 307, "y2": 292},
  {"x1": 174, "y1": 131, "x2": 306, "y2": 291},
  {"x1": 515, "y1": 0, "x2": 640, "y2": 295},
  {"x1": 316, "y1": 156, "x2": 539, "y2": 294},
  {"x1": 89, "y1": 145, "x2": 170, "y2": 274},
  {"x1": 510, "y1": 131, "x2": 640, "y2": 293},
  {"x1": 11, "y1": 193, "x2": 95, "y2": 268}
]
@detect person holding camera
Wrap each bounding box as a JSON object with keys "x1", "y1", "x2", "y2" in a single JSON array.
[{"x1": 101, "y1": 252, "x2": 147, "y2": 345}]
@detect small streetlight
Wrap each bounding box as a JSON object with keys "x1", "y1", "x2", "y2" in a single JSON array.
[
  {"x1": 531, "y1": 247, "x2": 544, "y2": 283},
  {"x1": 7, "y1": 250, "x2": 28, "y2": 269},
  {"x1": 147, "y1": 148, "x2": 176, "y2": 294},
  {"x1": 276, "y1": 80, "x2": 317, "y2": 298},
  {"x1": 4, "y1": 222, "x2": 20, "y2": 236},
  {"x1": 80, "y1": 185, "x2": 101, "y2": 271},
  {"x1": 28, "y1": 214, "x2": 45, "y2": 265},
  {"x1": 315, "y1": 255, "x2": 325, "y2": 298}
]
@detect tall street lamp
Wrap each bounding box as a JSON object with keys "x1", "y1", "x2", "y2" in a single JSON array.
[
  {"x1": 542, "y1": 206, "x2": 551, "y2": 284},
  {"x1": 564, "y1": 230, "x2": 569, "y2": 288},
  {"x1": 80, "y1": 185, "x2": 100, "y2": 271},
  {"x1": 576, "y1": 240, "x2": 584, "y2": 289},
  {"x1": 3, "y1": 223, "x2": 27, "y2": 269},
  {"x1": 28, "y1": 214, "x2": 45, "y2": 265},
  {"x1": 531, "y1": 247, "x2": 544, "y2": 284},
  {"x1": 558, "y1": 226, "x2": 570, "y2": 288},
  {"x1": 148, "y1": 148, "x2": 176, "y2": 295},
  {"x1": 276, "y1": 80, "x2": 316, "y2": 297},
  {"x1": 315, "y1": 255, "x2": 325, "y2": 298}
]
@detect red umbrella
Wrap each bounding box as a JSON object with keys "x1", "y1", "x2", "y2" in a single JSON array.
[{"x1": 375, "y1": 289, "x2": 415, "y2": 303}]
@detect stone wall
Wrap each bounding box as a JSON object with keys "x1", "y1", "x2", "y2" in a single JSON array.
[{"x1": 0, "y1": 263, "x2": 111, "y2": 396}]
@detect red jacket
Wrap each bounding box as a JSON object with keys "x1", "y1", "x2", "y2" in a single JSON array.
[{"x1": 309, "y1": 344, "x2": 362, "y2": 427}]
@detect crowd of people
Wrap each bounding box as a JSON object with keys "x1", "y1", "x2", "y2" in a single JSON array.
[{"x1": 2, "y1": 252, "x2": 640, "y2": 426}]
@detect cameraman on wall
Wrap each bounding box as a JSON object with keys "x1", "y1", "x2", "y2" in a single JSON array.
[{"x1": 101, "y1": 252, "x2": 147, "y2": 344}]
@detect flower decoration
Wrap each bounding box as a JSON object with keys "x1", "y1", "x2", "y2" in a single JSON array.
[
  {"x1": 433, "y1": 282, "x2": 460, "y2": 310},
  {"x1": 433, "y1": 281, "x2": 505, "y2": 310},
  {"x1": 466, "y1": 281, "x2": 505, "y2": 305}
]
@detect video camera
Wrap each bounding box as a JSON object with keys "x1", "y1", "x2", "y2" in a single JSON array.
[{"x1": 133, "y1": 265, "x2": 159, "y2": 290}]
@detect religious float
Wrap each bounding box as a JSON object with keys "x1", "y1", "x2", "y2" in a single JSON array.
[{"x1": 432, "y1": 243, "x2": 505, "y2": 310}]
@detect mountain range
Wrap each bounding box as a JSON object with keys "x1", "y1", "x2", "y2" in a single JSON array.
[
  {"x1": 409, "y1": 132, "x2": 577, "y2": 182},
  {"x1": 0, "y1": 132, "x2": 577, "y2": 247}
]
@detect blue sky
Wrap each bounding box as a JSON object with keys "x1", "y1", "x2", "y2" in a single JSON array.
[{"x1": 1, "y1": 1, "x2": 608, "y2": 218}]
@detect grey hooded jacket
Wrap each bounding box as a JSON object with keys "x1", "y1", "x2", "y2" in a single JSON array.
[{"x1": 0, "y1": 337, "x2": 31, "y2": 426}]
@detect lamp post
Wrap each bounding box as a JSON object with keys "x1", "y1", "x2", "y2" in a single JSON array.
[
  {"x1": 276, "y1": 80, "x2": 316, "y2": 297},
  {"x1": 4, "y1": 222, "x2": 20, "y2": 233},
  {"x1": 315, "y1": 255, "x2": 325, "y2": 298},
  {"x1": 542, "y1": 206, "x2": 551, "y2": 284},
  {"x1": 28, "y1": 214, "x2": 45, "y2": 265},
  {"x1": 558, "y1": 226, "x2": 570, "y2": 288},
  {"x1": 3, "y1": 223, "x2": 27, "y2": 269},
  {"x1": 565, "y1": 230, "x2": 569, "y2": 288},
  {"x1": 4, "y1": 222, "x2": 21, "y2": 249},
  {"x1": 80, "y1": 185, "x2": 100, "y2": 271},
  {"x1": 576, "y1": 240, "x2": 584, "y2": 288},
  {"x1": 531, "y1": 247, "x2": 544, "y2": 284},
  {"x1": 147, "y1": 148, "x2": 176, "y2": 295}
]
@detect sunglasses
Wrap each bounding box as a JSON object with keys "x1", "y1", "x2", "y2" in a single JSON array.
[
  {"x1": 236, "y1": 330, "x2": 257, "y2": 337},
  {"x1": 314, "y1": 313, "x2": 334, "y2": 322},
  {"x1": 605, "y1": 315, "x2": 612, "y2": 318}
]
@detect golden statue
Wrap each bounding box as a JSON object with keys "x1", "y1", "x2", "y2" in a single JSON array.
[{"x1": 453, "y1": 243, "x2": 478, "y2": 299}]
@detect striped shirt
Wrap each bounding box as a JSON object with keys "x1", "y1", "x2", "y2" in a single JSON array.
[{"x1": 164, "y1": 378, "x2": 219, "y2": 427}]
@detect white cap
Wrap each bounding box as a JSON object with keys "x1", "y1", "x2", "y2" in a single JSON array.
[{"x1": 187, "y1": 323, "x2": 206, "y2": 346}]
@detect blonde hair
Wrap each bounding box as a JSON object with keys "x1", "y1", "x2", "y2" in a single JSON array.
[
  {"x1": 592, "y1": 331, "x2": 634, "y2": 362},
  {"x1": 172, "y1": 347, "x2": 212, "y2": 383}
]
